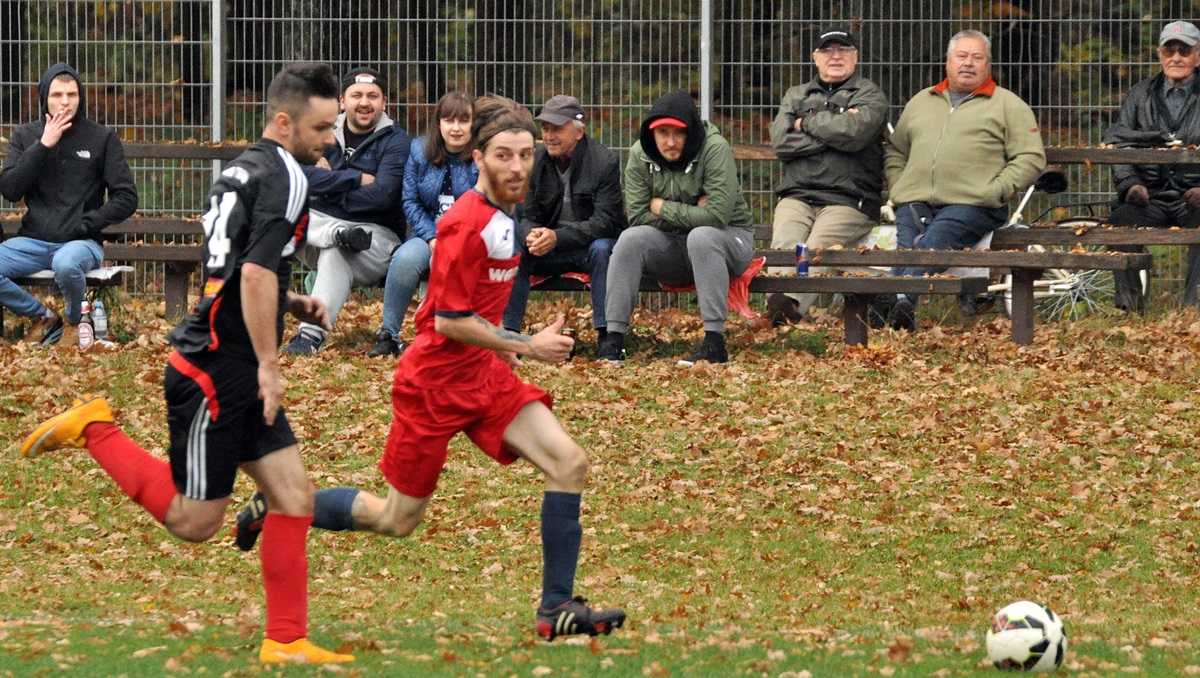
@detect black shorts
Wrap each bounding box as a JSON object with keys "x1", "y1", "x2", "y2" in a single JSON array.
[{"x1": 164, "y1": 350, "x2": 297, "y2": 501}]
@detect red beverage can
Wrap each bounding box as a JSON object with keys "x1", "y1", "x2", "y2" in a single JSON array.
[{"x1": 561, "y1": 327, "x2": 577, "y2": 360}]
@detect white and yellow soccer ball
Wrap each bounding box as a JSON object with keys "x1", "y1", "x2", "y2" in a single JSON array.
[{"x1": 985, "y1": 601, "x2": 1068, "y2": 672}]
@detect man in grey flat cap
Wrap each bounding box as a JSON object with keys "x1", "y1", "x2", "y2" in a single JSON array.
[
  {"x1": 1103, "y1": 20, "x2": 1200, "y2": 311},
  {"x1": 502, "y1": 95, "x2": 627, "y2": 348}
]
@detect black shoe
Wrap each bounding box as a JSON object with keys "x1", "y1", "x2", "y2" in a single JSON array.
[
  {"x1": 234, "y1": 491, "x2": 267, "y2": 552},
  {"x1": 597, "y1": 333, "x2": 625, "y2": 366},
  {"x1": 958, "y1": 293, "x2": 995, "y2": 317},
  {"x1": 678, "y1": 339, "x2": 728, "y2": 367},
  {"x1": 334, "y1": 226, "x2": 372, "y2": 252},
  {"x1": 867, "y1": 294, "x2": 895, "y2": 330},
  {"x1": 367, "y1": 331, "x2": 403, "y2": 358},
  {"x1": 536, "y1": 596, "x2": 626, "y2": 642},
  {"x1": 766, "y1": 293, "x2": 803, "y2": 327},
  {"x1": 283, "y1": 331, "x2": 323, "y2": 354},
  {"x1": 889, "y1": 297, "x2": 917, "y2": 332}
]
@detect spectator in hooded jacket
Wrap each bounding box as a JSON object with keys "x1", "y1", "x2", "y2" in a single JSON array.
[
  {"x1": 0, "y1": 62, "x2": 138, "y2": 347},
  {"x1": 600, "y1": 90, "x2": 755, "y2": 366},
  {"x1": 283, "y1": 67, "x2": 411, "y2": 353},
  {"x1": 501, "y1": 95, "x2": 626, "y2": 348},
  {"x1": 766, "y1": 27, "x2": 888, "y2": 326},
  {"x1": 367, "y1": 91, "x2": 477, "y2": 358},
  {"x1": 1102, "y1": 20, "x2": 1200, "y2": 311}
]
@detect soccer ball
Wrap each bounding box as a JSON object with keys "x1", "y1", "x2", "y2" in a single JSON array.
[{"x1": 985, "y1": 601, "x2": 1068, "y2": 672}]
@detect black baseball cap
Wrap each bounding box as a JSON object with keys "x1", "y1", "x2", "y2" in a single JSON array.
[
  {"x1": 340, "y1": 67, "x2": 385, "y2": 97},
  {"x1": 814, "y1": 28, "x2": 858, "y2": 51}
]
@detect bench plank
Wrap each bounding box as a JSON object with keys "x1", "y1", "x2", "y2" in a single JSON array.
[
  {"x1": 812, "y1": 248, "x2": 1154, "y2": 271},
  {"x1": 991, "y1": 226, "x2": 1200, "y2": 248}
]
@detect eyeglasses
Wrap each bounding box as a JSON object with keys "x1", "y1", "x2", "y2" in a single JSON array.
[
  {"x1": 816, "y1": 45, "x2": 857, "y2": 55},
  {"x1": 1160, "y1": 44, "x2": 1194, "y2": 57}
]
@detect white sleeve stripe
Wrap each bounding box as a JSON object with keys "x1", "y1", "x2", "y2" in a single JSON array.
[{"x1": 275, "y1": 146, "x2": 308, "y2": 224}]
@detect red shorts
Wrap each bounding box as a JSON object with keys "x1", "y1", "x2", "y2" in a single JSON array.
[{"x1": 379, "y1": 356, "x2": 551, "y2": 498}]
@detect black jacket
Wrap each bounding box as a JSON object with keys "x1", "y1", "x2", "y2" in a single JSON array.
[
  {"x1": 0, "y1": 62, "x2": 138, "y2": 243},
  {"x1": 1103, "y1": 70, "x2": 1200, "y2": 201},
  {"x1": 519, "y1": 134, "x2": 627, "y2": 249}
]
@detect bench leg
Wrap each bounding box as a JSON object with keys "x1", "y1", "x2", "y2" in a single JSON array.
[
  {"x1": 842, "y1": 293, "x2": 869, "y2": 347},
  {"x1": 1010, "y1": 268, "x2": 1040, "y2": 345},
  {"x1": 164, "y1": 263, "x2": 195, "y2": 319}
]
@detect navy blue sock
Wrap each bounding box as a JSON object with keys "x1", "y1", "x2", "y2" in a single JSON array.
[
  {"x1": 540, "y1": 491, "x2": 582, "y2": 609},
  {"x1": 312, "y1": 487, "x2": 359, "y2": 531}
]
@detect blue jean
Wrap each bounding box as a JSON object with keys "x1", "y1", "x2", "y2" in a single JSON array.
[
  {"x1": 0, "y1": 236, "x2": 104, "y2": 323},
  {"x1": 892, "y1": 202, "x2": 1009, "y2": 283},
  {"x1": 379, "y1": 236, "x2": 432, "y2": 337},
  {"x1": 502, "y1": 238, "x2": 616, "y2": 332}
]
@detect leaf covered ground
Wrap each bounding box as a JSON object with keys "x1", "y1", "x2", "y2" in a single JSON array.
[{"x1": 1, "y1": 295, "x2": 1198, "y2": 676}]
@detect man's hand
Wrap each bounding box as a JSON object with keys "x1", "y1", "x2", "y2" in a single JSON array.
[
  {"x1": 361, "y1": 173, "x2": 376, "y2": 186},
  {"x1": 526, "y1": 227, "x2": 558, "y2": 256},
  {"x1": 315, "y1": 157, "x2": 332, "y2": 170},
  {"x1": 1126, "y1": 185, "x2": 1150, "y2": 207},
  {"x1": 697, "y1": 195, "x2": 707, "y2": 208},
  {"x1": 650, "y1": 197, "x2": 665, "y2": 215},
  {"x1": 287, "y1": 294, "x2": 331, "y2": 331},
  {"x1": 257, "y1": 361, "x2": 284, "y2": 426},
  {"x1": 495, "y1": 350, "x2": 522, "y2": 368},
  {"x1": 523, "y1": 315, "x2": 573, "y2": 364},
  {"x1": 792, "y1": 117, "x2": 804, "y2": 132},
  {"x1": 40, "y1": 108, "x2": 73, "y2": 148},
  {"x1": 1184, "y1": 187, "x2": 1200, "y2": 210}
]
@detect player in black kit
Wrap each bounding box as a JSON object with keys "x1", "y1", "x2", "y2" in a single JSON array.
[{"x1": 22, "y1": 62, "x2": 355, "y2": 664}]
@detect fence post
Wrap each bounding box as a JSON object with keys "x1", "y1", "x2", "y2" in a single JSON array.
[
  {"x1": 211, "y1": 0, "x2": 226, "y2": 171},
  {"x1": 699, "y1": 0, "x2": 712, "y2": 121}
]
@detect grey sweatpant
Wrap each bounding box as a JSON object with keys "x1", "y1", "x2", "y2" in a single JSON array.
[
  {"x1": 605, "y1": 225, "x2": 755, "y2": 334},
  {"x1": 297, "y1": 210, "x2": 401, "y2": 340}
]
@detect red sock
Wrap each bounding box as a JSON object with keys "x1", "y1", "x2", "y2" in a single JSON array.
[
  {"x1": 84, "y1": 422, "x2": 177, "y2": 523},
  {"x1": 261, "y1": 513, "x2": 312, "y2": 643}
]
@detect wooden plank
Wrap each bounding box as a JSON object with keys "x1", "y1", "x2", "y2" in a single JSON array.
[
  {"x1": 1, "y1": 140, "x2": 246, "y2": 162},
  {"x1": 104, "y1": 243, "x2": 204, "y2": 262},
  {"x1": 990, "y1": 225, "x2": 1200, "y2": 248},
  {"x1": 1010, "y1": 268, "x2": 1039, "y2": 345},
  {"x1": 4, "y1": 218, "x2": 202, "y2": 238},
  {"x1": 728, "y1": 144, "x2": 1200, "y2": 165},
  {"x1": 532, "y1": 274, "x2": 988, "y2": 296},
  {"x1": 812, "y1": 248, "x2": 1153, "y2": 271}
]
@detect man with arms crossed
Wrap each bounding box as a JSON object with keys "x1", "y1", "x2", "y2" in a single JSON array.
[
  {"x1": 22, "y1": 63, "x2": 354, "y2": 664},
  {"x1": 237, "y1": 95, "x2": 627, "y2": 642}
]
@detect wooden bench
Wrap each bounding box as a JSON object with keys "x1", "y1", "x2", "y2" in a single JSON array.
[
  {"x1": 990, "y1": 224, "x2": 1200, "y2": 249},
  {"x1": 812, "y1": 248, "x2": 1153, "y2": 345},
  {"x1": 1, "y1": 218, "x2": 203, "y2": 334}
]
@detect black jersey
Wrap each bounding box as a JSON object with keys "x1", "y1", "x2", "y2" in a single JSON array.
[{"x1": 167, "y1": 139, "x2": 309, "y2": 362}]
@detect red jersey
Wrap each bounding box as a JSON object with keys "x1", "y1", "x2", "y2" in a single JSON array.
[{"x1": 398, "y1": 189, "x2": 520, "y2": 388}]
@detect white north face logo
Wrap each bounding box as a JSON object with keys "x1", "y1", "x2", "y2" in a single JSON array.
[{"x1": 75, "y1": 150, "x2": 91, "y2": 159}]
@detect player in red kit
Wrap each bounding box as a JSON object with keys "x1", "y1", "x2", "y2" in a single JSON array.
[
  {"x1": 22, "y1": 63, "x2": 354, "y2": 664},
  {"x1": 237, "y1": 95, "x2": 627, "y2": 641}
]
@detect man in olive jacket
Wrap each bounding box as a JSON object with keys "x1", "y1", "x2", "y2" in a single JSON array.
[
  {"x1": 600, "y1": 89, "x2": 755, "y2": 366},
  {"x1": 882, "y1": 29, "x2": 1044, "y2": 330},
  {"x1": 1102, "y1": 20, "x2": 1200, "y2": 311},
  {"x1": 501, "y1": 95, "x2": 626, "y2": 338},
  {"x1": 767, "y1": 27, "x2": 888, "y2": 325}
]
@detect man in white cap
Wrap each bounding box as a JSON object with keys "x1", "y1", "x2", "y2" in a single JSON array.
[{"x1": 1102, "y1": 20, "x2": 1200, "y2": 311}]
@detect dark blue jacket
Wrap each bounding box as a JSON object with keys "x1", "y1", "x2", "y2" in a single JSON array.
[
  {"x1": 303, "y1": 112, "x2": 411, "y2": 237},
  {"x1": 402, "y1": 136, "x2": 478, "y2": 242}
]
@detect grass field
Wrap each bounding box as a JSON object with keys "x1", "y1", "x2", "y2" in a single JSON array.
[{"x1": 1, "y1": 296, "x2": 1198, "y2": 676}]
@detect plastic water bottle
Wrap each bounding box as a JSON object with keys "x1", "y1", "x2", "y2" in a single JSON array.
[
  {"x1": 78, "y1": 301, "x2": 95, "y2": 351},
  {"x1": 92, "y1": 300, "x2": 108, "y2": 340}
]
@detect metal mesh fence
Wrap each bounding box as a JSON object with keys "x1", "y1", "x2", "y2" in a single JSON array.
[{"x1": 2, "y1": 1, "x2": 1198, "y2": 307}]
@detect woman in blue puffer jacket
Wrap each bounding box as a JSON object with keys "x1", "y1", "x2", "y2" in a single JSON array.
[{"x1": 369, "y1": 91, "x2": 477, "y2": 357}]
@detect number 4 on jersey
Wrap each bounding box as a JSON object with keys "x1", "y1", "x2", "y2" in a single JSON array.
[{"x1": 201, "y1": 191, "x2": 237, "y2": 269}]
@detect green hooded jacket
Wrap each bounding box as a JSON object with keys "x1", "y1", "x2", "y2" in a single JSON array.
[{"x1": 624, "y1": 90, "x2": 754, "y2": 234}]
